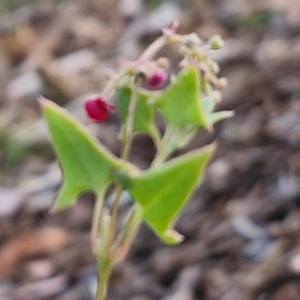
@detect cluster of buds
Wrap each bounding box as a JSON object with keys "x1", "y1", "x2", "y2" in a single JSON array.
[
  {"x1": 118, "y1": 58, "x2": 169, "y2": 88},
  {"x1": 84, "y1": 22, "x2": 226, "y2": 123},
  {"x1": 177, "y1": 33, "x2": 227, "y2": 95}
]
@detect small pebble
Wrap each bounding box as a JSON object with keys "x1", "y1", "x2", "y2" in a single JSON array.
[
  {"x1": 289, "y1": 253, "x2": 300, "y2": 273},
  {"x1": 206, "y1": 158, "x2": 233, "y2": 192},
  {"x1": 0, "y1": 187, "x2": 24, "y2": 218}
]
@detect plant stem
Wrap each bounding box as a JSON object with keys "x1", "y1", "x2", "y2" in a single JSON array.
[
  {"x1": 110, "y1": 79, "x2": 140, "y2": 234},
  {"x1": 91, "y1": 194, "x2": 103, "y2": 254},
  {"x1": 95, "y1": 78, "x2": 142, "y2": 300},
  {"x1": 121, "y1": 82, "x2": 139, "y2": 161},
  {"x1": 140, "y1": 36, "x2": 167, "y2": 61},
  {"x1": 93, "y1": 29, "x2": 188, "y2": 300},
  {"x1": 95, "y1": 256, "x2": 113, "y2": 300}
]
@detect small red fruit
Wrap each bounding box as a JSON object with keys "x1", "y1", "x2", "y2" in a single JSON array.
[{"x1": 84, "y1": 95, "x2": 115, "y2": 123}]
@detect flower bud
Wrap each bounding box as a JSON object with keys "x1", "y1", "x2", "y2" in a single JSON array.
[
  {"x1": 216, "y1": 78, "x2": 228, "y2": 89},
  {"x1": 157, "y1": 57, "x2": 170, "y2": 69},
  {"x1": 208, "y1": 60, "x2": 220, "y2": 74},
  {"x1": 211, "y1": 90, "x2": 222, "y2": 103},
  {"x1": 146, "y1": 69, "x2": 167, "y2": 88},
  {"x1": 184, "y1": 33, "x2": 202, "y2": 47},
  {"x1": 208, "y1": 35, "x2": 225, "y2": 50},
  {"x1": 84, "y1": 95, "x2": 115, "y2": 123}
]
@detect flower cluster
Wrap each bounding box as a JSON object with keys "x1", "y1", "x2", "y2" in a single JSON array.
[{"x1": 83, "y1": 24, "x2": 226, "y2": 125}]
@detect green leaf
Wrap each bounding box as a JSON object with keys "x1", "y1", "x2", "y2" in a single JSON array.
[
  {"x1": 116, "y1": 144, "x2": 215, "y2": 244},
  {"x1": 115, "y1": 87, "x2": 160, "y2": 139},
  {"x1": 151, "y1": 66, "x2": 209, "y2": 129},
  {"x1": 40, "y1": 97, "x2": 133, "y2": 210}
]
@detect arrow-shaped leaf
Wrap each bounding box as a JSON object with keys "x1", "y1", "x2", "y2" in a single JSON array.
[
  {"x1": 40, "y1": 97, "x2": 133, "y2": 210},
  {"x1": 116, "y1": 144, "x2": 215, "y2": 244}
]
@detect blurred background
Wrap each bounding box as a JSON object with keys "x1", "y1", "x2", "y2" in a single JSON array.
[{"x1": 1, "y1": 0, "x2": 300, "y2": 299}]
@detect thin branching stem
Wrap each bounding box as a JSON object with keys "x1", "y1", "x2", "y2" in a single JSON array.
[
  {"x1": 93, "y1": 26, "x2": 202, "y2": 300},
  {"x1": 95, "y1": 79, "x2": 141, "y2": 300},
  {"x1": 121, "y1": 82, "x2": 139, "y2": 160},
  {"x1": 110, "y1": 80, "x2": 140, "y2": 239},
  {"x1": 139, "y1": 36, "x2": 167, "y2": 61}
]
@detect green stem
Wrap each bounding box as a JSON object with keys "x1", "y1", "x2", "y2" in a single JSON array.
[
  {"x1": 93, "y1": 30, "x2": 186, "y2": 298},
  {"x1": 95, "y1": 210, "x2": 113, "y2": 300},
  {"x1": 121, "y1": 82, "x2": 139, "y2": 160},
  {"x1": 91, "y1": 193, "x2": 103, "y2": 255},
  {"x1": 95, "y1": 257, "x2": 113, "y2": 300},
  {"x1": 109, "y1": 80, "x2": 140, "y2": 237},
  {"x1": 95, "y1": 79, "x2": 141, "y2": 300}
]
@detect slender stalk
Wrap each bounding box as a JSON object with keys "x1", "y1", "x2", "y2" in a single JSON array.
[
  {"x1": 139, "y1": 31, "x2": 183, "y2": 61},
  {"x1": 109, "y1": 79, "x2": 140, "y2": 233},
  {"x1": 93, "y1": 26, "x2": 194, "y2": 300},
  {"x1": 91, "y1": 193, "x2": 103, "y2": 254},
  {"x1": 95, "y1": 210, "x2": 113, "y2": 300},
  {"x1": 121, "y1": 82, "x2": 139, "y2": 160},
  {"x1": 139, "y1": 36, "x2": 167, "y2": 61},
  {"x1": 95, "y1": 78, "x2": 142, "y2": 300},
  {"x1": 95, "y1": 256, "x2": 113, "y2": 300}
]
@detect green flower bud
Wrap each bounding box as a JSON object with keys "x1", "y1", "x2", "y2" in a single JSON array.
[{"x1": 208, "y1": 35, "x2": 225, "y2": 50}]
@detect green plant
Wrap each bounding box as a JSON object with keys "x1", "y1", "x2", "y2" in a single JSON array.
[{"x1": 40, "y1": 22, "x2": 232, "y2": 300}]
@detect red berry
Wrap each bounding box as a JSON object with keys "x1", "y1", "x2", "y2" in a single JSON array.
[
  {"x1": 84, "y1": 96, "x2": 115, "y2": 123},
  {"x1": 146, "y1": 69, "x2": 167, "y2": 88}
]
